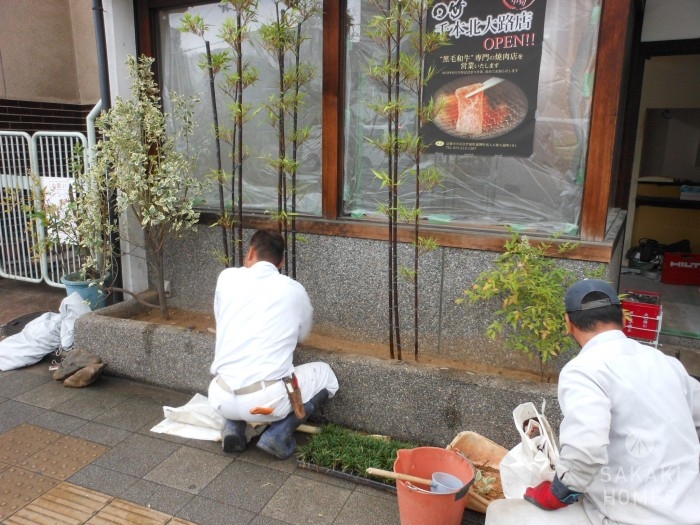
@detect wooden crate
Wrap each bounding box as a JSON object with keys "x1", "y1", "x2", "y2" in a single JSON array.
[{"x1": 446, "y1": 431, "x2": 507, "y2": 514}]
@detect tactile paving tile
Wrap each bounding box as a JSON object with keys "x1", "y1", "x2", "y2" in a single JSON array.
[
  {"x1": 19, "y1": 435, "x2": 110, "y2": 481},
  {"x1": 85, "y1": 498, "x2": 173, "y2": 525},
  {"x1": 0, "y1": 466, "x2": 59, "y2": 521},
  {"x1": 0, "y1": 424, "x2": 63, "y2": 465},
  {"x1": 4, "y1": 482, "x2": 112, "y2": 524}
]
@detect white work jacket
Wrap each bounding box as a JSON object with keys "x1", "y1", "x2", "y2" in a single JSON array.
[
  {"x1": 210, "y1": 261, "x2": 313, "y2": 390},
  {"x1": 557, "y1": 330, "x2": 700, "y2": 525}
]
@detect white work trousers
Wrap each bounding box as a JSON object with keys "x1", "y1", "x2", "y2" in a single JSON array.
[
  {"x1": 486, "y1": 499, "x2": 593, "y2": 525},
  {"x1": 207, "y1": 361, "x2": 339, "y2": 423}
]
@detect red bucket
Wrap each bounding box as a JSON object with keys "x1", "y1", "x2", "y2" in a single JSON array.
[{"x1": 394, "y1": 447, "x2": 475, "y2": 525}]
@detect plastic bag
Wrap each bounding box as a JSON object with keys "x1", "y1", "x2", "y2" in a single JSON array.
[{"x1": 499, "y1": 401, "x2": 559, "y2": 498}]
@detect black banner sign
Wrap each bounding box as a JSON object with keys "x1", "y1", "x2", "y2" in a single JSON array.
[{"x1": 423, "y1": 0, "x2": 547, "y2": 157}]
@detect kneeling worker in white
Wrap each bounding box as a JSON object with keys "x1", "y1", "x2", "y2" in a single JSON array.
[
  {"x1": 208, "y1": 229, "x2": 339, "y2": 459},
  {"x1": 487, "y1": 279, "x2": 700, "y2": 525}
]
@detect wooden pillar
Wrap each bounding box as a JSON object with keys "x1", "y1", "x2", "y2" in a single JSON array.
[{"x1": 581, "y1": 0, "x2": 635, "y2": 241}]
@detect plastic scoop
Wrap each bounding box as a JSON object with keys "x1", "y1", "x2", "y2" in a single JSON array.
[{"x1": 366, "y1": 467, "x2": 463, "y2": 494}]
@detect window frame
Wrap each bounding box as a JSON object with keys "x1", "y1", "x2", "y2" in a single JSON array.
[{"x1": 135, "y1": 0, "x2": 635, "y2": 262}]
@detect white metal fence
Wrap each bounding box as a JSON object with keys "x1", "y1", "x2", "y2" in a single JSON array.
[{"x1": 0, "y1": 131, "x2": 87, "y2": 287}]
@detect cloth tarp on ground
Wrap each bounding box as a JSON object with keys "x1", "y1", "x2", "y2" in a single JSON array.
[{"x1": 150, "y1": 393, "x2": 225, "y2": 441}]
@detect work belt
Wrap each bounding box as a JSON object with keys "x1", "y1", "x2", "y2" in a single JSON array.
[
  {"x1": 216, "y1": 374, "x2": 305, "y2": 418},
  {"x1": 216, "y1": 375, "x2": 279, "y2": 396}
]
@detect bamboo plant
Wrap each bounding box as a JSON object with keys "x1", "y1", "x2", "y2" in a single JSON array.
[
  {"x1": 179, "y1": 13, "x2": 232, "y2": 266},
  {"x1": 218, "y1": 0, "x2": 260, "y2": 266},
  {"x1": 182, "y1": 3, "x2": 260, "y2": 268},
  {"x1": 400, "y1": 0, "x2": 446, "y2": 361},
  {"x1": 365, "y1": 0, "x2": 446, "y2": 360},
  {"x1": 259, "y1": 0, "x2": 320, "y2": 278}
]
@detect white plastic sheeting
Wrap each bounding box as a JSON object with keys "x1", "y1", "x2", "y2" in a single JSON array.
[
  {"x1": 157, "y1": 3, "x2": 324, "y2": 215},
  {"x1": 154, "y1": 0, "x2": 601, "y2": 234},
  {"x1": 0, "y1": 312, "x2": 62, "y2": 371},
  {"x1": 59, "y1": 292, "x2": 93, "y2": 349},
  {"x1": 343, "y1": 0, "x2": 601, "y2": 235}
]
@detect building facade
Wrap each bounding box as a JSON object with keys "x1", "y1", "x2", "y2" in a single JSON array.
[{"x1": 3, "y1": 0, "x2": 700, "y2": 374}]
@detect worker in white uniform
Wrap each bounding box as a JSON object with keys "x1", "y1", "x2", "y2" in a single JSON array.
[
  {"x1": 486, "y1": 279, "x2": 700, "y2": 525},
  {"x1": 208, "y1": 229, "x2": 339, "y2": 459}
]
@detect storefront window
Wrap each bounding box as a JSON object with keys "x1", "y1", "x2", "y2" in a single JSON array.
[
  {"x1": 343, "y1": 0, "x2": 601, "y2": 235},
  {"x1": 157, "y1": 2, "x2": 323, "y2": 215}
]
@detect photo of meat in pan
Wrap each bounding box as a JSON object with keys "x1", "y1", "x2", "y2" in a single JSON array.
[{"x1": 433, "y1": 76, "x2": 528, "y2": 140}]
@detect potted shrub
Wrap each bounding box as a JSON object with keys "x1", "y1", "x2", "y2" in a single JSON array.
[{"x1": 31, "y1": 150, "x2": 114, "y2": 310}]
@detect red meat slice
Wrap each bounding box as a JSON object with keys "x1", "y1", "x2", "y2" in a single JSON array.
[{"x1": 455, "y1": 84, "x2": 484, "y2": 135}]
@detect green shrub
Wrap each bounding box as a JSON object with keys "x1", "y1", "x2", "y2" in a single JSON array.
[{"x1": 458, "y1": 230, "x2": 605, "y2": 367}]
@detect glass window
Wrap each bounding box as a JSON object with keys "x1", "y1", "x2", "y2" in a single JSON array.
[
  {"x1": 342, "y1": 0, "x2": 600, "y2": 235},
  {"x1": 157, "y1": 1, "x2": 323, "y2": 215}
]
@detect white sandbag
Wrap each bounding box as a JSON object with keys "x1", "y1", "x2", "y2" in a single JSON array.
[
  {"x1": 60, "y1": 292, "x2": 92, "y2": 349},
  {"x1": 0, "y1": 312, "x2": 62, "y2": 371}
]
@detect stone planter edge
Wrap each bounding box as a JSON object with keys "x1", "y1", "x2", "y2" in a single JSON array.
[{"x1": 74, "y1": 301, "x2": 560, "y2": 449}]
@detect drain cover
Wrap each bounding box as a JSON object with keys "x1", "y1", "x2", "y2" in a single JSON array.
[{"x1": 0, "y1": 312, "x2": 49, "y2": 337}]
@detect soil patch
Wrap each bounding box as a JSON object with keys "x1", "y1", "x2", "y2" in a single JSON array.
[
  {"x1": 130, "y1": 307, "x2": 216, "y2": 333},
  {"x1": 129, "y1": 307, "x2": 551, "y2": 383}
]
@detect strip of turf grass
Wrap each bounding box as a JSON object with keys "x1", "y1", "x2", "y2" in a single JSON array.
[{"x1": 297, "y1": 423, "x2": 418, "y2": 483}]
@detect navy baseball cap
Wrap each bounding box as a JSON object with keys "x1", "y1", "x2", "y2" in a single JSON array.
[{"x1": 565, "y1": 279, "x2": 620, "y2": 312}]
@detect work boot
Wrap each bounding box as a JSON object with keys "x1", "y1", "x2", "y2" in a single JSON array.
[
  {"x1": 222, "y1": 419, "x2": 247, "y2": 453},
  {"x1": 256, "y1": 389, "x2": 329, "y2": 459}
]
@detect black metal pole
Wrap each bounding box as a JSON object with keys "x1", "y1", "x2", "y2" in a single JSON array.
[{"x1": 92, "y1": 0, "x2": 123, "y2": 302}]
